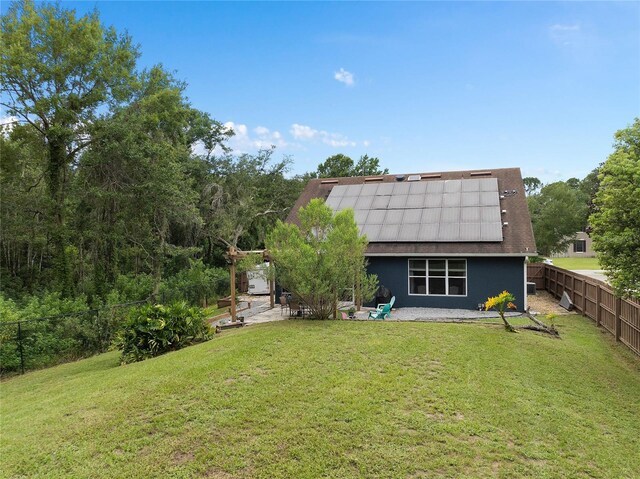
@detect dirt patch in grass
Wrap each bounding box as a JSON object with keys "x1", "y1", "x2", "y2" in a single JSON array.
[
  {"x1": 203, "y1": 467, "x2": 234, "y2": 478},
  {"x1": 173, "y1": 451, "x2": 194, "y2": 464},
  {"x1": 527, "y1": 290, "x2": 571, "y2": 316}
]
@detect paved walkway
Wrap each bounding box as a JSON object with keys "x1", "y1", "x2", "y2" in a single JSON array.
[{"x1": 571, "y1": 270, "x2": 609, "y2": 284}]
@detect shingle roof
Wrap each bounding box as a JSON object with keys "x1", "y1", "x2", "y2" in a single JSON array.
[{"x1": 286, "y1": 167, "x2": 537, "y2": 256}]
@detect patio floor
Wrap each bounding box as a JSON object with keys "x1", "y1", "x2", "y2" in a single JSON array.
[{"x1": 236, "y1": 299, "x2": 522, "y2": 325}]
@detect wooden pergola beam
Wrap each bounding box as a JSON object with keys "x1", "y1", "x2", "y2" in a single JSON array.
[{"x1": 226, "y1": 246, "x2": 272, "y2": 322}]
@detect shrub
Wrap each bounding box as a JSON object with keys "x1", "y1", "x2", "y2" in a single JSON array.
[
  {"x1": 116, "y1": 302, "x2": 212, "y2": 364},
  {"x1": 105, "y1": 274, "x2": 155, "y2": 305},
  {"x1": 160, "y1": 260, "x2": 229, "y2": 307},
  {"x1": 0, "y1": 292, "x2": 99, "y2": 374}
]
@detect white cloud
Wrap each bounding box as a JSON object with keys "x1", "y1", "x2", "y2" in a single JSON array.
[
  {"x1": 363, "y1": 140, "x2": 371, "y2": 148},
  {"x1": 334, "y1": 68, "x2": 355, "y2": 86},
  {"x1": 549, "y1": 24, "x2": 580, "y2": 32},
  {"x1": 0, "y1": 115, "x2": 19, "y2": 130},
  {"x1": 289, "y1": 123, "x2": 357, "y2": 148},
  {"x1": 290, "y1": 123, "x2": 319, "y2": 140},
  {"x1": 200, "y1": 121, "x2": 288, "y2": 154},
  {"x1": 549, "y1": 23, "x2": 582, "y2": 46},
  {"x1": 254, "y1": 126, "x2": 270, "y2": 136}
]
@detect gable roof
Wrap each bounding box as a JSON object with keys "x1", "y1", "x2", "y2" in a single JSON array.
[{"x1": 286, "y1": 167, "x2": 537, "y2": 256}]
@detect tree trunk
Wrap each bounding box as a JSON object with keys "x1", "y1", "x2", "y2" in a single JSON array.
[
  {"x1": 499, "y1": 311, "x2": 517, "y2": 332},
  {"x1": 46, "y1": 137, "x2": 72, "y2": 296}
]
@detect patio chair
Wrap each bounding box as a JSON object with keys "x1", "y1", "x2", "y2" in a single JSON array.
[
  {"x1": 369, "y1": 296, "x2": 395, "y2": 320},
  {"x1": 289, "y1": 299, "x2": 300, "y2": 317}
]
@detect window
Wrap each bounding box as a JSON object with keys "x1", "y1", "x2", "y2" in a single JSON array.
[
  {"x1": 573, "y1": 239, "x2": 587, "y2": 253},
  {"x1": 408, "y1": 259, "x2": 467, "y2": 296}
]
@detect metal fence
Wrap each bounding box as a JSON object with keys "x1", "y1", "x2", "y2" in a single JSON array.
[
  {"x1": 0, "y1": 301, "x2": 146, "y2": 375},
  {"x1": 527, "y1": 264, "x2": 640, "y2": 356},
  {"x1": 0, "y1": 279, "x2": 232, "y2": 376}
]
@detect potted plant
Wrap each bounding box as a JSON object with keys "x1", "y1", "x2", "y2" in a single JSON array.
[{"x1": 348, "y1": 306, "x2": 356, "y2": 319}]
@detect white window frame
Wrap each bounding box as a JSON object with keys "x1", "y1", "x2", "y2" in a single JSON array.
[{"x1": 407, "y1": 258, "x2": 468, "y2": 297}]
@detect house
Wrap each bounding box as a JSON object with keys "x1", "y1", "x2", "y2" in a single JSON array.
[
  {"x1": 553, "y1": 231, "x2": 596, "y2": 258},
  {"x1": 286, "y1": 167, "x2": 537, "y2": 311}
]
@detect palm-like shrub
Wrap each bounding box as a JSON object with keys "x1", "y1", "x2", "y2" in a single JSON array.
[{"x1": 117, "y1": 302, "x2": 212, "y2": 364}]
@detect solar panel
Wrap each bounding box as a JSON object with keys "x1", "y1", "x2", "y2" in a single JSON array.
[{"x1": 325, "y1": 177, "x2": 503, "y2": 242}]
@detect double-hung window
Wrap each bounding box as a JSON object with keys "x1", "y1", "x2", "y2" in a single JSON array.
[
  {"x1": 573, "y1": 239, "x2": 587, "y2": 253},
  {"x1": 408, "y1": 259, "x2": 467, "y2": 296}
]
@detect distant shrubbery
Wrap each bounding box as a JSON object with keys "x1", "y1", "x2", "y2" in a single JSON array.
[
  {"x1": 0, "y1": 293, "x2": 107, "y2": 373},
  {"x1": 159, "y1": 260, "x2": 229, "y2": 307},
  {"x1": 0, "y1": 260, "x2": 227, "y2": 374},
  {"x1": 116, "y1": 302, "x2": 212, "y2": 364}
]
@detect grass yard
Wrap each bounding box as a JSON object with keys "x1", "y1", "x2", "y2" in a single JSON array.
[
  {"x1": 550, "y1": 257, "x2": 601, "y2": 270},
  {"x1": 2, "y1": 318, "x2": 639, "y2": 478}
]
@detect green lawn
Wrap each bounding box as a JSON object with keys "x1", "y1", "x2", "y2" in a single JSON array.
[
  {"x1": 550, "y1": 257, "x2": 601, "y2": 270},
  {"x1": 2, "y1": 318, "x2": 639, "y2": 478}
]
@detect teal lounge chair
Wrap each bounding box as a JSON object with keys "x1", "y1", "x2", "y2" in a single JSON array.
[{"x1": 369, "y1": 296, "x2": 395, "y2": 320}]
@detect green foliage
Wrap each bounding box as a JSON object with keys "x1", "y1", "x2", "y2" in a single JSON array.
[
  {"x1": 159, "y1": 260, "x2": 229, "y2": 306},
  {"x1": 116, "y1": 302, "x2": 211, "y2": 364},
  {"x1": 315, "y1": 153, "x2": 388, "y2": 178},
  {"x1": 104, "y1": 274, "x2": 155, "y2": 305},
  {"x1": 1, "y1": 0, "x2": 140, "y2": 294},
  {"x1": 522, "y1": 177, "x2": 542, "y2": 196},
  {"x1": 0, "y1": 292, "x2": 110, "y2": 374},
  {"x1": 590, "y1": 119, "x2": 640, "y2": 299},
  {"x1": 267, "y1": 199, "x2": 378, "y2": 319},
  {"x1": 526, "y1": 256, "x2": 545, "y2": 263},
  {"x1": 198, "y1": 148, "x2": 302, "y2": 252},
  {"x1": 528, "y1": 182, "x2": 588, "y2": 256}
]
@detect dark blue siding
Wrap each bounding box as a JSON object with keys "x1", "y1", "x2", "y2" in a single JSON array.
[{"x1": 366, "y1": 256, "x2": 526, "y2": 311}]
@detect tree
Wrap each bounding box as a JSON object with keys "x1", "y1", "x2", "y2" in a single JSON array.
[
  {"x1": 523, "y1": 177, "x2": 542, "y2": 196},
  {"x1": 579, "y1": 166, "x2": 602, "y2": 225},
  {"x1": 1, "y1": 0, "x2": 138, "y2": 294},
  {"x1": 353, "y1": 154, "x2": 388, "y2": 176},
  {"x1": 590, "y1": 119, "x2": 640, "y2": 299},
  {"x1": 528, "y1": 182, "x2": 587, "y2": 256},
  {"x1": 197, "y1": 148, "x2": 303, "y2": 258},
  {"x1": 316, "y1": 154, "x2": 354, "y2": 178},
  {"x1": 315, "y1": 153, "x2": 388, "y2": 178},
  {"x1": 266, "y1": 199, "x2": 377, "y2": 319},
  {"x1": 75, "y1": 67, "x2": 218, "y2": 295},
  {"x1": 0, "y1": 123, "x2": 51, "y2": 294}
]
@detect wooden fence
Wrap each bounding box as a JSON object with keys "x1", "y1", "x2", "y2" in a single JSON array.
[{"x1": 527, "y1": 264, "x2": 640, "y2": 357}]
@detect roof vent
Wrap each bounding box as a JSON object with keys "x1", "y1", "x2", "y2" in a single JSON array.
[
  {"x1": 320, "y1": 179, "x2": 339, "y2": 184},
  {"x1": 421, "y1": 173, "x2": 442, "y2": 179},
  {"x1": 364, "y1": 176, "x2": 384, "y2": 182},
  {"x1": 395, "y1": 175, "x2": 405, "y2": 182},
  {"x1": 407, "y1": 174, "x2": 421, "y2": 182},
  {"x1": 470, "y1": 171, "x2": 492, "y2": 177}
]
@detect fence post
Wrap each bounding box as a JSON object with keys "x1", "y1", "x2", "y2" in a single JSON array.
[
  {"x1": 614, "y1": 297, "x2": 622, "y2": 342},
  {"x1": 595, "y1": 285, "x2": 601, "y2": 326},
  {"x1": 17, "y1": 321, "x2": 25, "y2": 375},
  {"x1": 582, "y1": 279, "x2": 587, "y2": 316}
]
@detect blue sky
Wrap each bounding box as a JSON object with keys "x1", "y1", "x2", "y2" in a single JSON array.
[{"x1": 11, "y1": 2, "x2": 640, "y2": 182}]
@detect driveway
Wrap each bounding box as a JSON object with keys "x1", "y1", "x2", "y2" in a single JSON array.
[{"x1": 571, "y1": 269, "x2": 609, "y2": 284}]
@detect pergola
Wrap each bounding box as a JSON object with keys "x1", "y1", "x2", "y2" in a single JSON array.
[{"x1": 225, "y1": 246, "x2": 274, "y2": 322}]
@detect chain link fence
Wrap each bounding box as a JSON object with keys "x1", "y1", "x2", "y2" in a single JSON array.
[{"x1": 0, "y1": 278, "x2": 231, "y2": 376}]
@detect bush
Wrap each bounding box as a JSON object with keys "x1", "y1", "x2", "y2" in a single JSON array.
[
  {"x1": 0, "y1": 293, "x2": 101, "y2": 374},
  {"x1": 105, "y1": 274, "x2": 155, "y2": 305},
  {"x1": 160, "y1": 260, "x2": 229, "y2": 307},
  {"x1": 116, "y1": 302, "x2": 212, "y2": 364}
]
